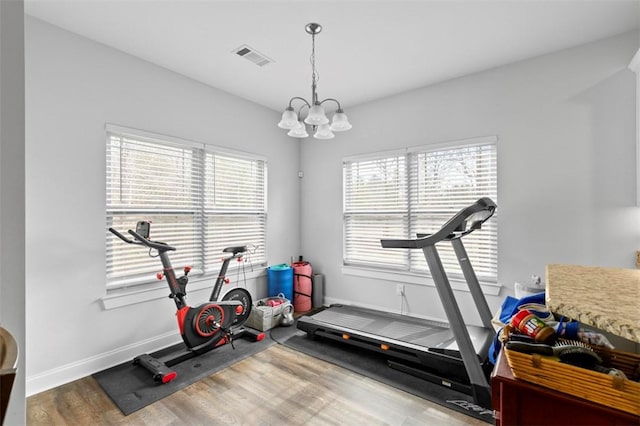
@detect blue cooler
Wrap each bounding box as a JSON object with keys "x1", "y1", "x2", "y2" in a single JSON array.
[{"x1": 267, "y1": 264, "x2": 293, "y2": 302}]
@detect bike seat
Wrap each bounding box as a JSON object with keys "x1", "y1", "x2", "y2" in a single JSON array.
[{"x1": 223, "y1": 246, "x2": 247, "y2": 255}]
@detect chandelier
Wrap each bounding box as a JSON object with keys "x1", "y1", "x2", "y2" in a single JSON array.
[{"x1": 277, "y1": 23, "x2": 352, "y2": 139}]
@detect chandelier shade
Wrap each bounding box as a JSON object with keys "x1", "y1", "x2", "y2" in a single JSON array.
[
  {"x1": 287, "y1": 122, "x2": 310, "y2": 138},
  {"x1": 304, "y1": 103, "x2": 329, "y2": 125},
  {"x1": 277, "y1": 107, "x2": 299, "y2": 129},
  {"x1": 313, "y1": 124, "x2": 335, "y2": 140},
  {"x1": 329, "y1": 109, "x2": 352, "y2": 131},
  {"x1": 278, "y1": 23, "x2": 352, "y2": 139}
]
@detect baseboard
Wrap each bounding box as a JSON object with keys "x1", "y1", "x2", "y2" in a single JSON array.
[{"x1": 26, "y1": 331, "x2": 181, "y2": 396}]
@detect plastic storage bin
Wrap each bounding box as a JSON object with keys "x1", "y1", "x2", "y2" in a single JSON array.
[{"x1": 267, "y1": 264, "x2": 293, "y2": 302}]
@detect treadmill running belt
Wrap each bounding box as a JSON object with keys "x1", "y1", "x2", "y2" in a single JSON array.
[{"x1": 302, "y1": 305, "x2": 492, "y2": 354}]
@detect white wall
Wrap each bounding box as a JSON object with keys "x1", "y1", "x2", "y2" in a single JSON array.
[
  {"x1": 300, "y1": 32, "x2": 639, "y2": 326},
  {"x1": 25, "y1": 17, "x2": 299, "y2": 394},
  {"x1": 0, "y1": 1, "x2": 26, "y2": 423}
]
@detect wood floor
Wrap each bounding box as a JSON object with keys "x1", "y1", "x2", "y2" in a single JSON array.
[{"x1": 27, "y1": 344, "x2": 489, "y2": 425}]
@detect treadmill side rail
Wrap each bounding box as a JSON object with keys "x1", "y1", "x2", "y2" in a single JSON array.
[{"x1": 422, "y1": 244, "x2": 492, "y2": 408}]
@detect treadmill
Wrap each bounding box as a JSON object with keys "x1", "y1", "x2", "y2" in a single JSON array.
[{"x1": 296, "y1": 197, "x2": 497, "y2": 408}]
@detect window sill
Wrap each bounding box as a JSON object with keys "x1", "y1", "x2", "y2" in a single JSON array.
[
  {"x1": 101, "y1": 267, "x2": 267, "y2": 310},
  {"x1": 341, "y1": 265, "x2": 502, "y2": 296}
]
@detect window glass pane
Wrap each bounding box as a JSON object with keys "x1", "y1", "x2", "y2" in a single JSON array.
[
  {"x1": 409, "y1": 144, "x2": 497, "y2": 279},
  {"x1": 344, "y1": 214, "x2": 408, "y2": 268},
  {"x1": 204, "y1": 153, "x2": 266, "y2": 211},
  {"x1": 203, "y1": 151, "x2": 267, "y2": 271},
  {"x1": 409, "y1": 215, "x2": 498, "y2": 281},
  {"x1": 410, "y1": 145, "x2": 497, "y2": 210},
  {"x1": 344, "y1": 156, "x2": 406, "y2": 212},
  {"x1": 343, "y1": 156, "x2": 408, "y2": 267},
  {"x1": 106, "y1": 135, "x2": 200, "y2": 210},
  {"x1": 106, "y1": 213, "x2": 200, "y2": 285},
  {"x1": 204, "y1": 214, "x2": 267, "y2": 273}
]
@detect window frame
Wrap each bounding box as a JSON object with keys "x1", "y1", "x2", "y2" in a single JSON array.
[
  {"x1": 105, "y1": 124, "x2": 268, "y2": 292},
  {"x1": 343, "y1": 136, "x2": 498, "y2": 289}
]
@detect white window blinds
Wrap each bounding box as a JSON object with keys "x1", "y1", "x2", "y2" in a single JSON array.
[
  {"x1": 106, "y1": 127, "x2": 267, "y2": 289},
  {"x1": 343, "y1": 138, "x2": 498, "y2": 282},
  {"x1": 343, "y1": 154, "x2": 409, "y2": 269},
  {"x1": 203, "y1": 151, "x2": 267, "y2": 269}
]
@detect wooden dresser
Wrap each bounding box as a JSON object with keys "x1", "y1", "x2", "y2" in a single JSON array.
[{"x1": 491, "y1": 350, "x2": 640, "y2": 426}]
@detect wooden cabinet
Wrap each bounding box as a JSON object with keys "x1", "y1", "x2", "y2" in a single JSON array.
[{"x1": 491, "y1": 350, "x2": 639, "y2": 426}]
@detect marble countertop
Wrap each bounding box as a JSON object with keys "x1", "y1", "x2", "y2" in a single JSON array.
[{"x1": 546, "y1": 264, "x2": 640, "y2": 344}]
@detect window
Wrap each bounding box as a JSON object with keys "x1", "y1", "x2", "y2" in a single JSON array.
[
  {"x1": 106, "y1": 125, "x2": 267, "y2": 289},
  {"x1": 343, "y1": 136, "x2": 497, "y2": 282}
]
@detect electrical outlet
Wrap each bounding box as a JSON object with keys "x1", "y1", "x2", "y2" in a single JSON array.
[
  {"x1": 636, "y1": 251, "x2": 640, "y2": 268},
  {"x1": 396, "y1": 284, "x2": 405, "y2": 296}
]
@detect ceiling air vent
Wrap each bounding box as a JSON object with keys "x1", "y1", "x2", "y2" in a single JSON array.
[{"x1": 233, "y1": 45, "x2": 273, "y2": 67}]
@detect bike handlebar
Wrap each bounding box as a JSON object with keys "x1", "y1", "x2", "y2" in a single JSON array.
[
  {"x1": 110, "y1": 226, "x2": 245, "y2": 256},
  {"x1": 108, "y1": 227, "x2": 176, "y2": 252},
  {"x1": 108, "y1": 227, "x2": 132, "y2": 244},
  {"x1": 128, "y1": 229, "x2": 176, "y2": 252}
]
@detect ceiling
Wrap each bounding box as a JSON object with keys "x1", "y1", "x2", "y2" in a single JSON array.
[{"x1": 25, "y1": 1, "x2": 640, "y2": 113}]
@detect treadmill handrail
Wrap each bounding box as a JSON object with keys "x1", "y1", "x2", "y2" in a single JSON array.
[{"x1": 380, "y1": 197, "x2": 496, "y2": 249}]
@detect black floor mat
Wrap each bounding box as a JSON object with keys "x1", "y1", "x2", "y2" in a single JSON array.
[
  {"x1": 270, "y1": 324, "x2": 495, "y2": 424},
  {"x1": 93, "y1": 335, "x2": 275, "y2": 415}
]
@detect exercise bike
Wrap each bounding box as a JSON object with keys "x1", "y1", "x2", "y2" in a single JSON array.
[{"x1": 109, "y1": 221, "x2": 264, "y2": 384}]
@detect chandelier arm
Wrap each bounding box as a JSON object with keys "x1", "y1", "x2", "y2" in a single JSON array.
[
  {"x1": 297, "y1": 103, "x2": 310, "y2": 120},
  {"x1": 288, "y1": 96, "x2": 312, "y2": 109},
  {"x1": 318, "y1": 98, "x2": 342, "y2": 110}
]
